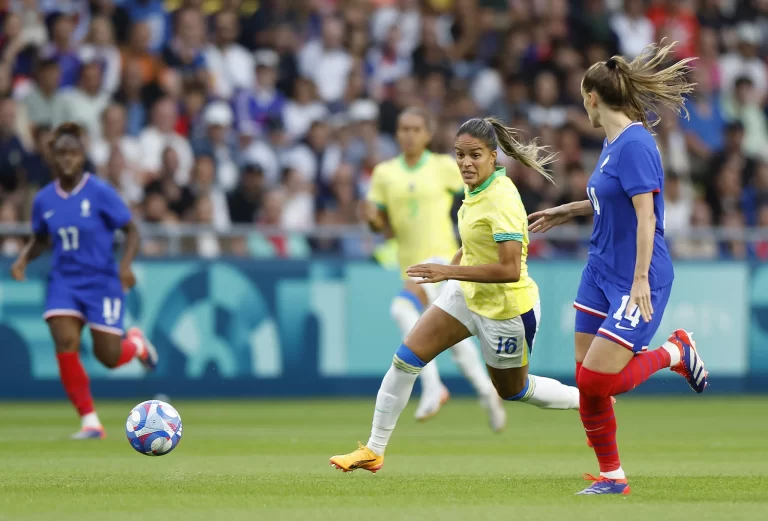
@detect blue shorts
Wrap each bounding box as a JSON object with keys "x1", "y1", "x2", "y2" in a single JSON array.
[
  {"x1": 573, "y1": 263, "x2": 671, "y2": 352},
  {"x1": 43, "y1": 275, "x2": 125, "y2": 335}
]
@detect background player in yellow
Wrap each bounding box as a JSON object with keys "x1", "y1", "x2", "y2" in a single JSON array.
[
  {"x1": 365, "y1": 107, "x2": 506, "y2": 430},
  {"x1": 331, "y1": 117, "x2": 579, "y2": 473}
]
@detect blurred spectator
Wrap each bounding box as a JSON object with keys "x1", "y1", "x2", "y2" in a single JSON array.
[
  {"x1": 720, "y1": 22, "x2": 768, "y2": 102},
  {"x1": 366, "y1": 24, "x2": 412, "y2": 101},
  {"x1": 611, "y1": 0, "x2": 655, "y2": 58},
  {"x1": 343, "y1": 99, "x2": 398, "y2": 177},
  {"x1": 664, "y1": 172, "x2": 694, "y2": 235},
  {"x1": 680, "y1": 67, "x2": 725, "y2": 164},
  {"x1": 186, "y1": 155, "x2": 230, "y2": 230},
  {"x1": 722, "y1": 76, "x2": 768, "y2": 160},
  {"x1": 0, "y1": 98, "x2": 26, "y2": 195},
  {"x1": 44, "y1": 13, "x2": 81, "y2": 88},
  {"x1": 228, "y1": 162, "x2": 265, "y2": 224},
  {"x1": 647, "y1": 0, "x2": 699, "y2": 59},
  {"x1": 673, "y1": 198, "x2": 719, "y2": 259},
  {"x1": 232, "y1": 49, "x2": 286, "y2": 137},
  {"x1": 272, "y1": 22, "x2": 299, "y2": 97},
  {"x1": 204, "y1": 9, "x2": 254, "y2": 100},
  {"x1": 280, "y1": 167, "x2": 314, "y2": 231},
  {"x1": 192, "y1": 100, "x2": 239, "y2": 192},
  {"x1": 371, "y1": 0, "x2": 422, "y2": 57},
  {"x1": 124, "y1": 0, "x2": 170, "y2": 53},
  {"x1": 138, "y1": 96, "x2": 194, "y2": 185},
  {"x1": 23, "y1": 58, "x2": 65, "y2": 128},
  {"x1": 78, "y1": 15, "x2": 122, "y2": 94},
  {"x1": 102, "y1": 144, "x2": 143, "y2": 203},
  {"x1": 284, "y1": 118, "x2": 341, "y2": 188},
  {"x1": 145, "y1": 146, "x2": 195, "y2": 217},
  {"x1": 529, "y1": 70, "x2": 568, "y2": 130},
  {"x1": 23, "y1": 124, "x2": 53, "y2": 187},
  {"x1": 283, "y1": 77, "x2": 329, "y2": 143},
  {"x1": 57, "y1": 61, "x2": 111, "y2": 139},
  {"x1": 298, "y1": 15, "x2": 353, "y2": 103},
  {"x1": 90, "y1": 103, "x2": 143, "y2": 186},
  {"x1": 161, "y1": 6, "x2": 209, "y2": 85},
  {"x1": 121, "y1": 21, "x2": 164, "y2": 87}
]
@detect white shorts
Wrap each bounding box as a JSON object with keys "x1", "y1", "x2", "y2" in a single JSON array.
[
  {"x1": 433, "y1": 280, "x2": 541, "y2": 369},
  {"x1": 408, "y1": 256, "x2": 450, "y2": 304}
]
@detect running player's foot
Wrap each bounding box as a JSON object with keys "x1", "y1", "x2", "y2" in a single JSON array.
[
  {"x1": 480, "y1": 392, "x2": 507, "y2": 433},
  {"x1": 586, "y1": 397, "x2": 616, "y2": 447},
  {"x1": 329, "y1": 442, "x2": 384, "y2": 473},
  {"x1": 128, "y1": 327, "x2": 159, "y2": 371},
  {"x1": 576, "y1": 474, "x2": 631, "y2": 495},
  {"x1": 71, "y1": 427, "x2": 106, "y2": 440},
  {"x1": 414, "y1": 385, "x2": 450, "y2": 421},
  {"x1": 666, "y1": 329, "x2": 708, "y2": 393}
]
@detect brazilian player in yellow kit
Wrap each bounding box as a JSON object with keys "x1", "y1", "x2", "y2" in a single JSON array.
[
  {"x1": 365, "y1": 107, "x2": 505, "y2": 429},
  {"x1": 330, "y1": 117, "x2": 580, "y2": 473}
]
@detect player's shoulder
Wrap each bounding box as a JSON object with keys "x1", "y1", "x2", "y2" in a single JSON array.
[
  {"x1": 83, "y1": 173, "x2": 116, "y2": 194},
  {"x1": 33, "y1": 181, "x2": 58, "y2": 204},
  {"x1": 612, "y1": 123, "x2": 657, "y2": 154},
  {"x1": 372, "y1": 156, "x2": 402, "y2": 178},
  {"x1": 489, "y1": 172, "x2": 520, "y2": 196}
]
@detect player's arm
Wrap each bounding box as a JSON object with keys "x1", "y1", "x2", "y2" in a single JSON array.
[
  {"x1": 619, "y1": 142, "x2": 661, "y2": 323},
  {"x1": 527, "y1": 200, "x2": 592, "y2": 233},
  {"x1": 120, "y1": 221, "x2": 141, "y2": 270},
  {"x1": 450, "y1": 241, "x2": 520, "y2": 282},
  {"x1": 450, "y1": 248, "x2": 463, "y2": 266},
  {"x1": 12, "y1": 197, "x2": 50, "y2": 280},
  {"x1": 365, "y1": 165, "x2": 393, "y2": 236}
]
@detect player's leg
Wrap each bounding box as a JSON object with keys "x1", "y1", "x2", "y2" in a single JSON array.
[
  {"x1": 46, "y1": 313, "x2": 104, "y2": 439},
  {"x1": 85, "y1": 280, "x2": 158, "y2": 371},
  {"x1": 330, "y1": 281, "x2": 474, "y2": 472},
  {"x1": 481, "y1": 301, "x2": 579, "y2": 410},
  {"x1": 577, "y1": 283, "x2": 708, "y2": 495},
  {"x1": 449, "y1": 339, "x2": 507, "y2": 432},
  {"x1": 393, "y1": 279, "x2": 448, "y2": 421}
]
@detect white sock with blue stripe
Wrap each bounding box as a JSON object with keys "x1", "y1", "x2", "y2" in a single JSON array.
[
  {"x1": 506, "y1": 374, "x2": 580, "y2": 410},
  {"x1": 367, "y1": 344, "x2": 425, "y2": 456}
]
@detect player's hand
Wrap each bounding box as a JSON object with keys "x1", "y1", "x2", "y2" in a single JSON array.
[
  {"x1": 629, "y1": 276, "x2": 653, "y2": 323},
  {"x1": 119, "y1": 264, "x2": 137, "y2": 291},
  {"x1": 406, "y1": 263, "x2": 452, "y2": 284},
  {"x1": 10, "y1": 259, "x2": 26, "y2": 281},
  {"x1": 527, "y1": 205, "x2": 572, "y2": 233}
]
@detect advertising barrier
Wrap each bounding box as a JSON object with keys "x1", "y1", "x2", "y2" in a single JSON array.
[{"x1": 0, "y1": 258, "x2": 758, "y2": 398}]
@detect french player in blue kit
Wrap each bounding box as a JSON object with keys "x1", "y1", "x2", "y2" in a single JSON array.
[
  {"x1": 528, "y1": 41, "x2": 709, "y2": 495},
  {"x1": 11, "y1": 123, "x2": 158, "y2": 439}
]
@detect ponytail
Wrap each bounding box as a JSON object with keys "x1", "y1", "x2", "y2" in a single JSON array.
[
  {"x1": 484, "y1": 117, "x2": 556, "y2": 183},
  {"x1": 583, "y1": 39, "x2": 696, "y2": 131}
]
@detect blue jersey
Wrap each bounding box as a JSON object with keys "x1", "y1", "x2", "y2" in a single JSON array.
[
  {"x1": 31, "y1": 174, "x2": 132, "y2": 280},
  {"x1": 586, "y1": 123, "x2": 674, "y2": 290}
]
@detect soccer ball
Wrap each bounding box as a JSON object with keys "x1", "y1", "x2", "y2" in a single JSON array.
[{"x1": 125, "y1": 400, "x2": 183, "y2": 456}]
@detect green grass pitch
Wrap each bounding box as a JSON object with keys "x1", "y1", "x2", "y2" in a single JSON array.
[{"x1": 1, "y1": 397, "x2": 767, "y2": 521}]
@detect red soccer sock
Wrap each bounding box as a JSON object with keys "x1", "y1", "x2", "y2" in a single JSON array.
[
  {"x1": 115, "y1": 337, "x2": 138, "y2": 367},
  {"x1": 579, "y1": 348, "x2": 672, "y2": 398},
  {"x1": 56, "y1": 352, "x2": 94, "y2": 416},
  {"x1": 579, "y1": 393, "x2": 620, "y2": 473}
]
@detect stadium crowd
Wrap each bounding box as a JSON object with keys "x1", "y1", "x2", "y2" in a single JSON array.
[{"x1": 0, "y1": 0, "x2": 767, "y2": 259}]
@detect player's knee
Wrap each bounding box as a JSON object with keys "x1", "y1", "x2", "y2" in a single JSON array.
[
  {"x1": 392, "y1": 343, "x2": 426, "y2": 375},
  {"x1": 499, "y1": 374, "x2": 531, "y2": 401},
  {"x1": 54, "y1": 335, "x2": 80, "y2": 354},
  {"x1": 577, "y1": 369, "x2": 611, "y2": 398}
]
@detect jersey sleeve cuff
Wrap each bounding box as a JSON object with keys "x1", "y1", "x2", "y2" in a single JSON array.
[
  {"x1": 625, "y1": 185, "x2": 661, "y2": 197},
  {"x1": 493, "y1": 232, "x2": 523, "y2": 242}
]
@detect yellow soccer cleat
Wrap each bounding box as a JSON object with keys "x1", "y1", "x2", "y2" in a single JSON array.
[{"x1": 329, "y1": 442, "x2": 384, "y2": 473}]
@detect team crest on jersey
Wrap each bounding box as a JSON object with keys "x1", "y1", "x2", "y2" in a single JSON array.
[
  {"x1": 81, "y1": 199, "x2": 91, "y2": 217},
  {"x1": 600, "y1": 155, "x2": 610, "y2": 172}
]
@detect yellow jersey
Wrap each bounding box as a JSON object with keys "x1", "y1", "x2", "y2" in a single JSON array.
[
  {"x1": 458, "y1": 167, "x2": 539, "y2": 320},
  {"x1": 368, "y1": 151, "x2": 463, "y2": 278}
]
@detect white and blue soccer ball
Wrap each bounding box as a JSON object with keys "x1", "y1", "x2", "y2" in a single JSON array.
[{"x1": 125, "y1": 400, "x2": 183, "y2": 456}]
